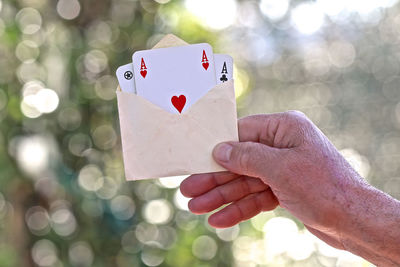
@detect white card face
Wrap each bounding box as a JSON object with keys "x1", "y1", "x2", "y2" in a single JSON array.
[
  {"x1": 215, "y1": 54, "x2": 233, "y2": 84},
  {"x1": 132, "y1": 43, "x2": 216, "y2": 114},
  {"x1": 116, "y1": 63, "x2": 136, "y2": 93}
]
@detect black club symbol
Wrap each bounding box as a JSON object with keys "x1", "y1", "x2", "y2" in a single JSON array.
[
  {"x1": 220, "y1": 74, "x2": 228, "y2": 83},
  {"x1": 124, "y1": 71, "x2": 133, "y2": 80}
]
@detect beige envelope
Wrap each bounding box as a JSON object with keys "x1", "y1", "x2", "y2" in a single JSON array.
[{"x1": 116, "y1": 35, "x2": 239, "y2": 180}]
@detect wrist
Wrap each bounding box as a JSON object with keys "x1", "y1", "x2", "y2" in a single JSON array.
[{"x1": 338, "y1": 179, "x2": 400, "y2": 265}]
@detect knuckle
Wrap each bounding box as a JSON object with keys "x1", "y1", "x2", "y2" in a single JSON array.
[
  {"x1": 284, "y1": 110, "x2": 307, "y2": 123},
  {"x1": 287, "y1": 110, "x2": 306, "y2": 117},
  {"x1": 283, "y1": 110, "x2": 313, "y2": 131}
]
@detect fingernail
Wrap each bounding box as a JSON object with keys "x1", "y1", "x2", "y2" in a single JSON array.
[{"x1": 214, "y1": 143, "x2": 232, "y2": 163}]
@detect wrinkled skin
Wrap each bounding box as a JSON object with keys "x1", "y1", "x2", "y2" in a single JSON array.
[{"x1": 180, "y1": 112, "x2": 400, "y2": 266}]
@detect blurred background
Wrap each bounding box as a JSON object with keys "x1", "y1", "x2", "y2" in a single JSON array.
[{"x1": 0, "y1": 0, "x2": 399, "y2": 266}]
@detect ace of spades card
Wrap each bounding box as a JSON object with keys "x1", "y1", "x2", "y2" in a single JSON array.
[{"x1": 132, "y1": 43, "x2": 216, "y2": 114}]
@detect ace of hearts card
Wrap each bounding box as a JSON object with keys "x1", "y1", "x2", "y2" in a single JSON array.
[{"x1": 132, "y1": 43, "x2": 216, "y2": 114}]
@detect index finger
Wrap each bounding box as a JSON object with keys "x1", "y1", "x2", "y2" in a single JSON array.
[
  {"x1": 238, "y1": 113, "x2": 306, "y2": 148},
  {"x1": 180, "y1": 171, "x2": 240, "y2": 198}
]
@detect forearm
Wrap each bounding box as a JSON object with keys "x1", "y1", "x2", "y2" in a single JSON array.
[{"x1": 339, "y1": 181, "x2": 400, "y2": 266}]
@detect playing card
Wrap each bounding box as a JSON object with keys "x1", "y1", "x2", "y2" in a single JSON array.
[
  {"x1": 116, "y1": 63, "x2": 136, "y2": 93},
  {"x1": 215, "y1": 54, "x2": 233, "y2": 84},
  {"x1": 132, "y1": 43, "x2": 216, "y2": 114}
]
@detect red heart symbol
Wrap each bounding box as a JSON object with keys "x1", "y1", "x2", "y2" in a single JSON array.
[
  {"x1": 140, "y1": 70, "x2": 147, "y2": 78},
  {"x1": 202, "y1": 62, "x2": 209, "y2": 70},
  {"x1": 171, "y1": 95, "x2": 186, "y2": 113}
]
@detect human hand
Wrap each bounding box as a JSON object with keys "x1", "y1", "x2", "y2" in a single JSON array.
[{"x1": 180, "y1": 112, "x2": 369, "y2": 250}]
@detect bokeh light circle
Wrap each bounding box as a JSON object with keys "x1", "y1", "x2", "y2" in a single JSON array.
[
  {"x1": 68, "y1": 241, "x2": 94, "y2": 267},
  {"x1": 328, "y1": 41, "x2": 356, "y2": 68},
  {"x1": 15, "y1": 40, "x2": 40, "y2": 62},
  {"x1": 16, "y1": 8, "x2": 42, "y2": 34},
  {"x1": 185, "y1": 0, "x2": 237, "y2": 30},
  {"x1": 68, "y1": 133, "x2": 92, "y2": 157},
  {"x1": 35, "y1": 89, "x2": 59, "y2": 113},
  {"x1": 143, "y1": 199, "x2": 172, "y2": 224},
  {"x1": 16, "y1": 136, "x2": 50, "y2": 176},
  {"x1": 259, "y1": 0, "x2": 289, "y2": 21},
  {"x1": 121, "y1": 230, "x2": 143, "y2": 253},
  {"x1": 31, "y1": 239, "x2": 58, "y2": 267},
  {"x1": 58, "y1": 107, "x2": 82, "y2": 131},
  {"x1": 192, "y1": 235, "x2": 217, "y2": 260},
  {"x1": 57, "y1": 0, "x2": 81, "y2": 20},
  {"x1": 96, "y1": 177, "x2": 119, "y2": 200},
  {"x1": 216, "y1": 225, "x2": 240, "y2": 242},
  {"x1": 25, "y1": 206, "x2": 50, "y2": 235},
  {"x1": 78, "y1": 164, "x2": 104, "y2": 192},
  {"x1": 291, "y1": 3, "x2": 325, "y2": 34},
  {"x1": 50, "y1": 208, "x2": 77, "y2": 237},
  {"x1": 20, "y1": 82, "x2": 59, "y2": 117},
  {"x1": 110, "y1": 195, "x2": 136, "y2": 220},
  {"x1": 92, "y1": 124, "x2": 117, "y2": 150},
  {"x1": 141, "y1": 248, "x2": 164, "y2": 266}
]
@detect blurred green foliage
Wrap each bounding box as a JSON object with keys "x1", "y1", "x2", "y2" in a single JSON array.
[{"x1": 0, "y1": 0, "x2": 399, "y2": 266}]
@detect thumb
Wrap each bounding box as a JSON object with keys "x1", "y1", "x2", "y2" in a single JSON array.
[{"x1": 212, "y1": 141, "x2": 285, "y2": 182}]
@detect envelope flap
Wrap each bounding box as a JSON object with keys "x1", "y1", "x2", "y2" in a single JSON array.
[
  {"x1": 185, "y1": 80, "x2": 236, "y2": 116},
  {"x1": 152, "y1": 34, "x2": 188, "y2": 49}
]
